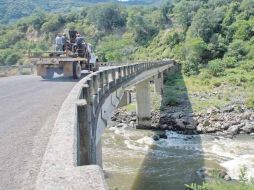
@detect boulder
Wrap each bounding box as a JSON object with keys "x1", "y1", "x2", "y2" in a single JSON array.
[
  {"x1": 207, "y1": 107, "x2": 220, "y2": 114},
  {"x1": 203, "y1": 120, "x2": 211, "y2": 127},
  {"x1": 227, "y1": 125, "x2": 240, "y2": 135},
  {"x1": 160, "y1": 124, "x2": 168, "y2": 130},
  {"x1": 185, "y1": 125, "x2": 196, "y2": 130},
  {"x1": 222, "y1": 105, "x2": 235, "y2": 113},
  {"x1": 172, "y1": 112, "x2": 185, "y2": 119},
  {"x1": 159, "y1": 132, "x2": 167, "y2": 139},
  {"x1": 196, "y1": 124, "x2": 204, "y2": 132},
  {"x1": 175, "y1": 119, "x2": 186, "y2": 129},
  {"x1": 116, "y1": 123, "x2": 128, "y2": 128},
  {"x1": 224, "y1": 175, "x2": 231, "y2": 181},
  {"x1": 241, "y1": 124, "x2": 254, "y2": 134},
  {"x1": 206, "y1": 126, "x2": 217, "y2": 133},
  {"x1": 153, "y1": 135, "x2": 160, "y2": 141},
  {"x1": 218, "y1": 171, "x2": 227, "y2": 179},
  {"x1": 240, "y1": 111, "x2": 252, "y2": 120}
]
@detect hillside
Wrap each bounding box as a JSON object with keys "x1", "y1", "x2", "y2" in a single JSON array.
[
  {"x1": 0, "y1": 0, "x2": 163, "y2": 24},
  {"x1": 0, "y1": 0, "x2": 253, "y2": 111}
]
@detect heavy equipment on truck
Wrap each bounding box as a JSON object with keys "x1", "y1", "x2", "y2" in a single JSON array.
[{"x1": 29, "y1": 31, "x2": 99, "y2": 79}]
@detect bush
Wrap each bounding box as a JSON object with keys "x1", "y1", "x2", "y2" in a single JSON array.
[
  {"x1": 246, "y1": 94, "x2": 254, "y2": 109},
  {"x1": 223, "y1": 56, "x2": 237, "y2": 68},
  {"x1": 240, "y1": 76, "x2": 248, "y2": 83},
  {"x1": 199, "y1": 70, "x2": 212, "y2": 81},
  {"x1": 213, "y1": 81, "x2": 222, "y2": 87},
  {"x1": 226, "y1": 40, "x2": 249, "y2": 61},
  {"x1": 240, "y1": 60, "x2": 254, "y2": 72},
  {"x1": 5, "y1": 53, "x2": 21, "y2": 65},
  {"x1": 183, "y1": 60, "x2": 200, "y2": 76},
  {"x1": 208, "y1": 59, "x2": 225, "y2": 76}
]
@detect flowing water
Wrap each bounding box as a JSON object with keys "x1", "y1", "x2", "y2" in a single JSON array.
[{"x1": 102, "y1": 124, "x2": 254, "y2": 190}]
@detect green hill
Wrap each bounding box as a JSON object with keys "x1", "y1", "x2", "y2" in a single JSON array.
[
  {"x1": 0, "y1": 0, "x2": 253, "y2": 109},
  {"x1": 0, "y1": 0, "x2": 163, "y2": 24}
]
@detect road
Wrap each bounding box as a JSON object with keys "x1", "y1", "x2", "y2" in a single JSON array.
[{"x1": 0, "y1": 75, "x2": 79, "y2": 190}]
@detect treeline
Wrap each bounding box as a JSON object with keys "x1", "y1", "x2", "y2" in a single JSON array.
[
  {"x1": 0, "y1": 0, "x2": 161, "y2": 24},
  {"x1": 0, "y1": 1, "x2": 167, "y2": 65},
  {"x1": 0, "y1": 0, "x2": 253, "y2": 72}
]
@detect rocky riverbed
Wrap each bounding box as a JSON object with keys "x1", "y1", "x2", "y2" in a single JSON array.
[{"x1": 111, "y1": 104, "x2": 254, "y2": 138}]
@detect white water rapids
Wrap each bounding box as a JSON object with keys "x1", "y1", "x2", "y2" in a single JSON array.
[{"x1": 102, "y1": 124, "x2": 254, "y2": 190}]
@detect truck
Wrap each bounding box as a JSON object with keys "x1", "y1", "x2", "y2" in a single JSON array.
[{"x1": 29, "y1": 31, "x2": 99, "y2": 79}]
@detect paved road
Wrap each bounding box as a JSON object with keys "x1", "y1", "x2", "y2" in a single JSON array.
[{"x1": 0, "y1": 75, "x2": 79, "y2": 190}]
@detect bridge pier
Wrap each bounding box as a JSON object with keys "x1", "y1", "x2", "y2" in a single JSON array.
[
  {"x1": 136, "y1": 79, "x2": 151, "y2": 128},
  {"x1": 118, "y1": 90, "x2": 131, "y2": 107},
  {"x1": 154, "y1": 72, "x2": 164, "y2": 95}
]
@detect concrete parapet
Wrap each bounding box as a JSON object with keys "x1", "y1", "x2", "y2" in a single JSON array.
[{"x1": 36, "y1": 60, "x2": 177, "y2": 190}]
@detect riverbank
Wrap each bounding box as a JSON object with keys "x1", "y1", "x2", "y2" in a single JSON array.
[
  {"x1": 112, "y1": 70, "x2": 254, "y2": 138},
  {"x1": 111, "y1": 103, "x2": 254, "y2": 138}
]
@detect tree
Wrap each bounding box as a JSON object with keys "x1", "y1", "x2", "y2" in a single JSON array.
[
  {"x1": 161, "y1": 0, "x2": 174, "y2": 23},
  {"x1": 127, "y1": 13, "x2": 158, "y2": 45},
  {"x1": 183, "y1": 38, "x2": 207, "y2": 75},
  {"x1": 173, "y1": 0, "x2": 201, "y2": 29},
  {"x1": 88, "y1": 4, "x2": 127, "y2": 33},
  {"x1": 41, "y1": 15, "x2": 65, "y2": 33},
  {"x1": 187, "y1": 8, "x2": 224, "y2": 43},
  {"x1": 233, "y1": 20, "x2": 253, "y2": 41}
]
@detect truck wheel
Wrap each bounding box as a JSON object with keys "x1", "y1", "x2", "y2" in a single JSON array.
[
  {"x1": 92, "y1": 63, "x2": 99, "y2": 72},
  {"x1": 41, "y1": 68, "x2": 54, "y2": 79},
  {"x1": 73, "y1": 62, "x2": 81, "y2": 79}
]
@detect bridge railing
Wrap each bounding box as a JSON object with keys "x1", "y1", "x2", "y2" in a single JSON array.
[
  {"x1": 76, "y1": 60, "x2": 172, "y2": 165},
  {"x1": 36, "y1": 60, "x2": 176, "y2": 189}
]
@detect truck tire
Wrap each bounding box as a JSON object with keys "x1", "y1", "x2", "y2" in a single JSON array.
[
  {"x1": 73, "y1": 62, "x2": 81, "y2": 79},
  {"x1": 92, "y1": 62, "x2": 99, "y2": 72},
  {"x1": 41, "y1": 68, "x2": 54, "y2": 79}
]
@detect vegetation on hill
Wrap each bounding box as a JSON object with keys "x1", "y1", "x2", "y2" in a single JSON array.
[
  {"x1": 0, "y1": 0, "x2": 163, "y2": 24},
  {"x1": 0, "y1": 0, "x2": 253, "y2": 110}
]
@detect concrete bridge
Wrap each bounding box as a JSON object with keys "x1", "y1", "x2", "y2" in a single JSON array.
[{"x1": 36, "y1": 60, "x2": 179, "y2": 189}]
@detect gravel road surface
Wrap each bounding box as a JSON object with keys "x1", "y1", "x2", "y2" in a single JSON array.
[{"x1": 0, "y1": 75, "x2": 79, "y2": 190}]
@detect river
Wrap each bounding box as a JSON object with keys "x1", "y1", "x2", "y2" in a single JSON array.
[{"x1": 102, "y1": 124, "x2": 254, "y2": 190}]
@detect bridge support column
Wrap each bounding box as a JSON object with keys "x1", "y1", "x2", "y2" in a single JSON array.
[
  {"x1": 118, "y1": 91, "x2": 131, "y2": 107},
  {"x1": 136, "y1": 80, "x2": 151, "y2": 128},
  {"x1": 154, "y1": 72, "x2": 164, "y2": 95}
]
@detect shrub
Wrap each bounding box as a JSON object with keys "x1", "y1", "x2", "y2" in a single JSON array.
[
  {"x1": 208, "y1": 59, "x2": 225, "y2": 76},
  {"x1": 183, "y1": 60, "x2": 200, "y2": 76},
  {"x1": 240, "y1": 60, "x2": 254, "y2": 72},
  {"x1": 163, "y1": 94, "x2": 179, "y2": 106},
  {"x1": 246, "y1": 94, "x2": 254, "y2": 109},
  {"x1": 226, "y1": 40, "x2": 249, "y2": 61},
  {"x1": 223, "y1": 56, "x2": 237, "y2": 68},
  {"x1": 5, "y1": 53, "x2": 21, "y2": 65},
  {"x1": 213, "y1": 81, "x2": 222, "y2": 87},
  {"x1": 199, "y1": 70, "x2": 212, "y2": 81},
  {"x1": 240, "y1": 76, "x2": 248, "y2": 83}
]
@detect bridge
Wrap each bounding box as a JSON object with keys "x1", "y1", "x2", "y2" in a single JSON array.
[
  {"x1": 0, "y1": 60, "x2": 179, "y2": 189},
  {"x1": 35, "y1": 60, "x2": 179, "y2": 189}
]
